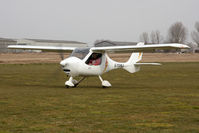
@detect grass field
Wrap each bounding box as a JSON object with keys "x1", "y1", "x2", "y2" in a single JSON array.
[{"x1": 0, "y1": 63, "x2": 199, "y2": 133}]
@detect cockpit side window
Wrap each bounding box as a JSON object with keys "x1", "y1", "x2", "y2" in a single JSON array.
[
  {"x1": 70, "y1": 48, "x2": 90, "y2": 60},
  {"x1": 86, "y1": 53, "x2": 102, "y2": 66}
]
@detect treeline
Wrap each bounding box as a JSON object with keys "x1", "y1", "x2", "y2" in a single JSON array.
[{"x1": 139, "y1": 22, "x2": 199, "y2": 49}]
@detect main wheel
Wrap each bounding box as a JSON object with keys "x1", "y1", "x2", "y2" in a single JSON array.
[
  {"x1": 74, "y1": 84, "x2": 78, "y2": 87},
  {"x1": 65, "y1": 85, "x2": 70, "y2": 88},
  {"x1": 102, "y1": 86, "x2": 108, "y2": 88}
]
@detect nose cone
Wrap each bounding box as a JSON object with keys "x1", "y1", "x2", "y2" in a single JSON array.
[
  {"x1": 59, "y1": 57, "x2": 81, "y2": 77},
  {"x1": 60, "y1": 60, "x2": 66, "y2": 67},
  {"x1": 60, "y1": 57, "x2": 80, "y2": 68}
]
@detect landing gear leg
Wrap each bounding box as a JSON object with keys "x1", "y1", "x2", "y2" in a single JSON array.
[
  {"x1": 99, "y1": 75, "x2": 111, "y2": 88},
  {"x1": 73, "y1": 77, "x2": 86, "y2": 87},
  {"x1": 65, "y1": 77, "x2": 86, "y2": 88},
  {"x1": 65, "y1": 77, "x2": 74, "y2": 88}
]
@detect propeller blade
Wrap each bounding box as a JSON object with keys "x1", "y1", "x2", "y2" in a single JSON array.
[{"x1": 59, "y1": 52, "x2": 64, "y2": 60}]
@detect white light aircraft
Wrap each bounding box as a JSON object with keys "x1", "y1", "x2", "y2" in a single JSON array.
[{"x1": 8, "y1": 43, "x2": 189, "y2": 88}]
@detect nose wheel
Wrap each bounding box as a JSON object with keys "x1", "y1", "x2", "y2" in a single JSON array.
[
  {"x1": 99, "y1": 76, "x2": 111, "y2": 88},
  {"x1": 65, "y1": 77, "x2": 86, "y2": 88}
]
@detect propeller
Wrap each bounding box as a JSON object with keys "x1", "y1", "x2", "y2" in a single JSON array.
[
  {"x1": 59, "y1": 52, "x2": 64, "y2": 60},
  {"x1": 49, "y1": 52, "x2": 66, "y2": 84},
  {"x1": 58, "y1": 51, "x2": 65, "y2": 71}
]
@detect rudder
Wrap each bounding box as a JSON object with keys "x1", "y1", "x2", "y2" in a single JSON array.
[{"x1": 126, "y1": 42, "x2": 144, "y2": 64}]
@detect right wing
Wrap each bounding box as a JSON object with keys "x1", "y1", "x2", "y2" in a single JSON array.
[
  {"x1": 91, "y1": 43, "x2": 190, "y2": 53},
  {"x1": 8, "y1": 45, "x2": 76, "y2": 52},
  {"x1": 135, "y1": 63, "x2": 161, "y2": 65}
]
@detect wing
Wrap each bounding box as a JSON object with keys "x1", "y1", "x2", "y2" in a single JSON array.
[
  {"x1": 8, "y1": 45, "x2": 76, "y2": 52},
  {"x1": 135, "y1": 63, "x2": 161, "y2": 65},
  {"x1": 91, "y1": 43, "x2": 190, "y2": 53}
]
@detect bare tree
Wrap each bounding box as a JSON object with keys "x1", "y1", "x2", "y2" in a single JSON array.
[
  {"x1": 186, "y1": 42, "x2": 198, "y2": 53},
  {"x1": 139, "y1": 32, "x2": 149, "y2": 44},
  {"x1": 191, "y1": 22, "x2": 199, "y2": 46},
  {"x1": 195, "y1": 22, "x2": 199, "y2": 32},
  {"x1": 150, "y1": 30, "x2": 163, "y2": 44},
  {"x1": 167, "y1": 22, "x2": 187, "y2": 43}
]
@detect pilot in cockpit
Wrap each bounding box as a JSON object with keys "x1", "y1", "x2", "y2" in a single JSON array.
[{"x1": 89, "y1": 53, "x2": 101, "y2": 65}]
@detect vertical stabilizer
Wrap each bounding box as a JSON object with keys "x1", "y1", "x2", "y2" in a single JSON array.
[
  {"x1": 126, "y1": 42, "x2": 144, "y2": 64},
  {"x1": 123, "y1": 42, "x2": 144, "y2": 73}
]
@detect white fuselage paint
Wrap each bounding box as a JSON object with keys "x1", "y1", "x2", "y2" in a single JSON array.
[{"x1": 60, "y1": 50, "x2": 127, "y2": 77}]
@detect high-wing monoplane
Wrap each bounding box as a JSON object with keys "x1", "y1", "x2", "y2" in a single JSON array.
[{"x1": 8, "y1": 43, "x2": 189, "y2": 88}]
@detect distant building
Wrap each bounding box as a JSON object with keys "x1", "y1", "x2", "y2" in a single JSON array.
[
  {"x1": 194, "y1": 48, "x2": 199, "y2": 53},
  {"x1": 0, "y1": 38, "x2": 17, "y2": 53},
  {"x1": 94, "y1": 40, "x2": 137, "y2": 47},
  {"x1": 182, "y1": 42, "x2": 198, "y2": 53},
  {"x1": 0, "y1": 38, "x2": 87, "y2": 53}
]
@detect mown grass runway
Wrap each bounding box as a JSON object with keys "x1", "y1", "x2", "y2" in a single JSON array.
[{"x1": 0, "y1": 63, "x2": 199, "y2": 133}]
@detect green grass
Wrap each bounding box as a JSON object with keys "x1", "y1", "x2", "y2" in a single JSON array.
[{"x1": 0, "y1": 62, "x2": 199, "y2": 133}]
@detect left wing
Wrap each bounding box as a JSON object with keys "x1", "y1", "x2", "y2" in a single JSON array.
[
  {"x1": 91, "y1": 43, "x2": 189, "y2": 53},
  {"x1": 8, "y1": 45, "x2": 76, "y2": 52}
]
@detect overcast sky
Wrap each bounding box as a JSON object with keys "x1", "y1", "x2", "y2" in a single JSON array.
[{"x1": 0, "y1": 0, "x2": 198, "y2": 44}]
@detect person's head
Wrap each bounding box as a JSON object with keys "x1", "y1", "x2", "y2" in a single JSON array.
[{"x1": 92, "y1": 54, "x2": 97, "y2": 59}]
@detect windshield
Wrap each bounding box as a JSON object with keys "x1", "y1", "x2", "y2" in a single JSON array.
[{"x1": 70, "y1": 48, "x2": 90, "y2": 60}]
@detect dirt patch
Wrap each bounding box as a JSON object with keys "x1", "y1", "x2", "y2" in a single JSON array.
[{"x1": 0, "y1": 52, "x2": 199, "y2": 64}]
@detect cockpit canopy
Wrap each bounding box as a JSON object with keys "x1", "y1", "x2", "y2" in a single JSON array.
[{"x1": 70, "y1": 48, "x2": 90, "y2": 60}]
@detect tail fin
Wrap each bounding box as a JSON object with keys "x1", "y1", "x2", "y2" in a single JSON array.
[
  {"x1": 126, "y1": 42, "x2": 144, "y2": 64},
  {"x1": 123, "y1": 42, "x2": 144, "y2": 73}
]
